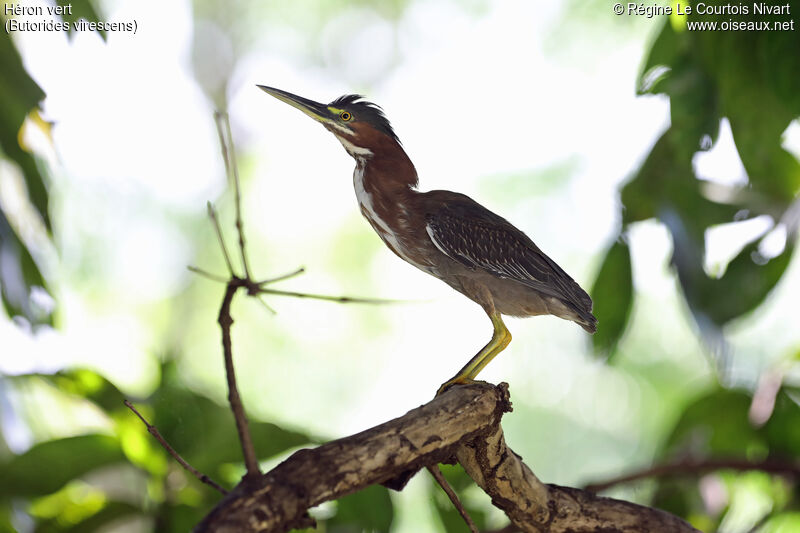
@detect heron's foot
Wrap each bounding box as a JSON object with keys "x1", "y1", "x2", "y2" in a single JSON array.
[
  {"x1": 436, "y1": 313, "x2": 511, "y2": 397},
  {"x1": 435, "y1": 376, "x2": 478, "y2": 397}
]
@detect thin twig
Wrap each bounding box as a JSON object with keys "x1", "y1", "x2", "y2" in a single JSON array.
[
  {"x1": 256, "y1": 294, "x2": 278, "y2": 315},
  {"x1": 584, "y1": 457, "x2": 800, "y2": 493},
  {"x1": 218, "y1": 279, "x2": 261, "y2": 479},
  {"x1": 187, "y1": 265, "x2": 230, "y2": 283},
  {"x1": 189, "y1": 265, "x2": 306, "y2": 288},
  {"x1": 225, "y1": 115, "x2": 251, "y2": 280},
  {"x1": 214, "y1": 112, "x2": 252, "y2": 280},
  {"x1": 257, "y1": 287, "x2": 400, "y2": 305},
  {"x1": 207, "y1": 202, "x2": 235, "y2": 276},
  {"x1": 124, "y1": 400, "x2": 228, "y2": 495},
  {"x1": 255, "y1": 266, "x2": 306, "y2": 286},
  {"x1": 427, "y1": 465, "x2": 479, "y2": 533},
  {"x1": 201, "y1": 110, "x2": 404, "y2": 487}
]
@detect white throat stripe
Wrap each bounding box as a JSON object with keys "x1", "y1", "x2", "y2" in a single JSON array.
[{"x1": 337, "y1": 135, "x2": 373, "y2": 157}]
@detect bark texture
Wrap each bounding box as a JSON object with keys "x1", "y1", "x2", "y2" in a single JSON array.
[{"x1": 194, "y1": 382, "x2": 700, "y2": 533}]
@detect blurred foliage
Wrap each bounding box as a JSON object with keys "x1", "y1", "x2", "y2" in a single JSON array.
[
  {"x1": 0, "y1": 29, "x2": 49, "y2": 325},
  {"x1": 590, "y1": 238, "x2": 633, "y2": 355},
  {"x1": 0, "y1": 365, "x2": 329, "y2": 532},
  {"x1": 2, "y1": 2, "x2": 404, "y2": 530},
  {"x1": 0, "y1": 363, "x2": 403, "y2": 531},
  {"x1": 0, "y1": 0, "x2": 104, "y2": 325},
  {"x1": 649, "y1": 378, "x2": 800, "y2": 530},
  {"x1": 0, "y1": 435, "x2": 124, "y2": 500},
  {"x1": 323, "y1": 484, "x2": 394, "y2": 533},
  {"x1": 584, "y1": 5, "x2": 800, "y2": 530},
  {"x1": 592, "y1": 2, "x2": 800, "y2": 354},
  {"x1": 2, "y1": 1, "x2": 800, "y2": 532}
]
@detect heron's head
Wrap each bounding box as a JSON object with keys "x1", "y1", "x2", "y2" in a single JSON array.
[{"x1": 258, "y1": 85, "x2": 400, "y2": 159}]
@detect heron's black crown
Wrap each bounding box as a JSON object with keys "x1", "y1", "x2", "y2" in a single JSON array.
[{"x1": 330, "y1": 94, "x2": 400, "y2": 144}]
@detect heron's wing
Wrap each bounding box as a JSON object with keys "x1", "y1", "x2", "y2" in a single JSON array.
[{"x1": 424, "y1": 192, "x2": 593, "y2": 313}]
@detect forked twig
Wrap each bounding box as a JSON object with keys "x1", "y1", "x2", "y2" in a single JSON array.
[
  {"x1": 207, "y1": 202, "x2": 235, "y2": 276},
  {"x1": 191, "y1": 111, "x2": 408, "y2": 486},
  {"x1": 427, "y1": 464, "x2": 479, "y2": 533},
  {"x1": 214, "y1": 111, "x2": 252, "y2": 280},
  {"x1": 124, "y1": 400, "x2": 228, "y2": 495}
]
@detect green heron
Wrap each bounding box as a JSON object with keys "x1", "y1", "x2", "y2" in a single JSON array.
[{"x1": 259, "y1": 85, "x2": 597, "y2": 392}]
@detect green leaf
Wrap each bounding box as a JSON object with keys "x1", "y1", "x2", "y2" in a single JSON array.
[
  {"x1": 590, "y1": 238, "x2": 633, "y2": 356},
  {"x1": 709, "y1": 239, "x2": 793, "y2": 324},
  {"x1": 24, "y1": 368, "x2": 128, "y2": 414},
  {"x1": 623, "y1": 1, "x2": 800, "y2": 336},
  {"x1": 0, "y1": 31, "x2": 53, "y2": 325},
  {"x1": 638, "y1": 20, "x2": 680, "y2": 94},
  {"x1": 720, "y1": 64, "x2": 800, "y2": 203},
  {"x1": 758, "y1": 511, "x2": 800, "y2": 533},
  {"x1": 33, "y1": 501, "x2": 141, "y2": 533},
  {"x1": 620, "y1": 133, "x2": 673, "y2": 225},
  {"x1": 688, "y1": 3, "x2": 800, "y2": 203},
  {"x1": 673, "y1": 230, "x2": 794, "y2": 326},
  {"x1": 729, "y1": 112, "x2": 800, "y2": 204},
  {"x1": 0, "y1": 504, "x2": 14, "y2": 533},
  {"x1": 650, "y1": 478, "x2": 706, "y2": 526},
  {"x1": 327, "y1": 484, "x2": 394, "y2": 532},
  {"x1": 0, "y1": 30, "x2": 49, "y2": 230},
  {"x1": 764, "y1": 390, "x2": 800, "y2": 457},
  {"x1": 622, "y1": 126, "x2": 792, "y2": 328},
  {"x1": 0, "y1": 435, "x2": 125, "y2": 499},
  {"x1": 154, "y1": 503, "x2": 209, "y2": 533},
  {"x1": 665, "y1": 389, "x2": 764, "y2": 457},
  {"x1": 0, "y1": 210, "x2": 51, "y2": 325},
  {"x1": 149, "y1": 365, "x2": 313, "y2": 475},
  {"x1": 639, "y1": 22, "x2": 720, "y2": 154},
  {"x1": 622, "y1": 130, "x2": 740, "y2": 231}
]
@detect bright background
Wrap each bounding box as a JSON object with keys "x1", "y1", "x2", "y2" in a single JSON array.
[{"x1": 2, "y1": 1, "x2": 799, "y2": 532}]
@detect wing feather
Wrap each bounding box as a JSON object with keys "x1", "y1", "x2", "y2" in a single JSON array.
[{"x1": 424, "y1": 193, "x2": 593, "y2": 314}]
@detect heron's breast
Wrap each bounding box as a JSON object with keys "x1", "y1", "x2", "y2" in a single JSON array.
[{"x1": 353, "y1": 167, "x2": 437, "y2": 274}]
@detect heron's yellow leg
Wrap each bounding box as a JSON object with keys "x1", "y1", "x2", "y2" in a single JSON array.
[{"x1": 437, "y1": 313, "x2": 511, "y2": 395}]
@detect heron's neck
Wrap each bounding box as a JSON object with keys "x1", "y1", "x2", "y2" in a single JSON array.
[
  {"x1": 358, "y1": 140, "x2": 418, "y2": 187},
  {"x1": 353, "y1": 146, "x2": 419, "y2": 246},
  {"x1": 352, "y1": 145, "x2": 429, "y2": 265},
  {"x1": 353, "y1": 139, "x2": 418, "y2": 207}
]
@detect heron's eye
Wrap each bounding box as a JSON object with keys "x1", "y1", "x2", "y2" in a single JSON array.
[{"x1": 340, "y1": 111, "x2": 352, "y2": 121}]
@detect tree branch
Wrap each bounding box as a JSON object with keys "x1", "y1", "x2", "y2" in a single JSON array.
[
  {"x1": 584, "y1": 457, "x2": 800, "y2": 494},
  {"x1": 218, "y1": 278, "x2": 261, "y2": 479},
  {"x1": 194, "y1": 383, "x2": 699, "y2": 533},
  {"x1": 195, "y1": 111, "x2": 698, "y2": 532}
]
